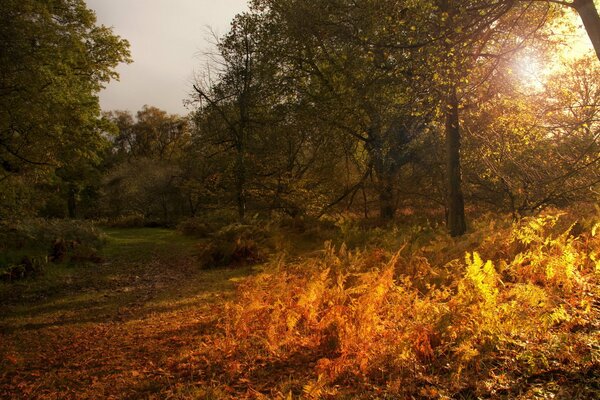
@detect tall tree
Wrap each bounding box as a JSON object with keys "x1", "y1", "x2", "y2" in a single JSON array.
[
  {"x1": 418, "y1": 0, "x2": 558, "y2": 235},
  {"x1": 250, "y1": 0, "x2": 434, "y2": 220},
  {"x1": 193, "y1": 15, "x2": 260, "y2": 221},
  {"x1": 523, "y1": 0, "x2": 600, "y2": 60},
  {"x1": 0, "y1": 0, "x2": 130, "y2": 217},
  {"x1": 106, "y1": 106, "x2": 189, "y2": 162}
]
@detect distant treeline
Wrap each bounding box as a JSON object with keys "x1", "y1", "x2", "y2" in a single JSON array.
[{"x1": 1, "y1": 0, "x2": 599, "y2": 235}]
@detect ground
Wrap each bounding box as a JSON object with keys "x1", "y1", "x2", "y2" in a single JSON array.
[
  {"x1": 0, "y1": 228, "x2": 253, "y2": 399},
  {"x1": 1, "y1": 224, "x2": 599, "y2": 399}
]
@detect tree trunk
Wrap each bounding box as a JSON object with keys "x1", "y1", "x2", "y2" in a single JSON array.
[
  {"x1": 188, "y1": 194, "x2": 197, "y2": 217},
  {"x1": 161, "y1": 196, "x2": 168, "y2": 222},
  {"x1": 67, "y1": 185, "x2": 77, "y2": 219},
  {"x1": 362, "y1": 186, "x2": 369, "y2": 219},
  {"x1": 235, "y1": 151, "x2": 246, "y2": 221},
  {"x1": 369, "y1": 139, "x2": 397, "y2": 221},
  {"x1": 573, "y1": 0, "x2": 600, "y2": 61},
  {"x1": 378, "y1": 176, "x2": 396, "y2": 220},
  {"x1": 445, "y1": 85, "x2": 467, "y2": 237}
]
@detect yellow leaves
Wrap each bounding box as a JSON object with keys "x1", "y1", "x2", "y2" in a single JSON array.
[
  {"x1": 507, "y1": 283, "x2": 548, "y2": 309},
  {"x1": 544, "y1": 305, "x2": 571, "y2": 327},
  {"x1": 286, "y1": 312, "x2": 300, "y2": 331},
  {"x1": 302, "y1": 374, "x2": 326, "y2": 399},
  {"x1": 511, "y1": 214, "x2": 562, "y2": 245},
  {"x1": 590, "y1": 251, "x2": 600, "y2": 272},
  {"x1": 298, "y1": 267, "x2": 330, "y2": 321},
  {"x1": 464, "y1": 252, "x2": 498, "y2": 305},
  {"x1": 454, "y1": 341, "x2": 480, "y2": 364},
  {"x1": 207, "y1": 211, "x2": 599, "y2": 396},
  {"x1": 592, "y1": 222, "x2": 600, "y2": 237}
]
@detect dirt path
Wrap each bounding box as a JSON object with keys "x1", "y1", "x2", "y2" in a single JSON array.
[{"x1": 0, "y1": 228, "x2": 252, "y2": 399}]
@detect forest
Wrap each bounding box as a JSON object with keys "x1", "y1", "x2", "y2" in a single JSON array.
[{"x1": 1, "y1": 0, "x2": 600, "y2": 398}]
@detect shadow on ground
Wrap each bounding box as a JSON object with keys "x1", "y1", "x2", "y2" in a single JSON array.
[{"x1": 0, "y1": 228, "x2": 257, "y2": 399}]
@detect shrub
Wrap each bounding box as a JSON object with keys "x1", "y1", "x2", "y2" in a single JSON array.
[
  {"x1": 98, "y1": 213, "x2": 148, "y2": 228},
  {"x1": 177, "y1": 217, "x2": 213, "y2": 237},
  {"x1": 0, "y1": 218, "x2": 105, "y2": 275},
  {"x1": 0, "y1": 255, "x2": 47, "y2": 282},
  {"x1": 195, "y1": 223, "x2": 269, "y2": 268},
  {"x1": 183, "y1": 212, "x2": 600, "y2": 398}
]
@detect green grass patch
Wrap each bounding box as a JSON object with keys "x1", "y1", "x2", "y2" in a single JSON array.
[
  {"x1": 102, "y1": 227, "x2": 198, "y2": 262},
  {"x1": 0, "y1": 227, "x2": 255, "y2": 332}
]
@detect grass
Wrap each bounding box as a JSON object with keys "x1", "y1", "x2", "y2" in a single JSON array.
[{"x1": 101, "y1": 227, "x2": 198, "y2": 261}]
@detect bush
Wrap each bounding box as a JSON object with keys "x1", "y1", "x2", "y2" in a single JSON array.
[
  {"x1": 177, "y1": 217, "x2": 213, "y2": 237},
  {"x1": 195, "y1": 223, "x2": 269, "y2": 268},
  {"x1": 0, "y1": 255, "x2": 47, "y2": 282},
  {"x1": 0, "y1": 218, "x2": 105, "y2": 277},
  {"x1": 181, "y1": 212, "x2": 600, "y2": 398},
  {"x1": 97, "y1": 213, "x2": 148, "y2": 228}
]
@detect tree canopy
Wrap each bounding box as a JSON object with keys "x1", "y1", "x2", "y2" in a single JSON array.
[{"x1": 0, "y1": 0, "x2": 130, "y2": 183}]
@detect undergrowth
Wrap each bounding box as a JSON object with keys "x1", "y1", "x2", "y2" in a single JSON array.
[
  {"x1": 0, "y1": 219, "x2": 105, "y2": 281},
  {"x1": 175, "y1": 211, "x2": 600, "y2": 398}
]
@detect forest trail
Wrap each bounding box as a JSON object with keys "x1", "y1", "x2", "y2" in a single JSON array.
[{"x1": 0, "y1": 228, "x2": 252, "y2": 399}]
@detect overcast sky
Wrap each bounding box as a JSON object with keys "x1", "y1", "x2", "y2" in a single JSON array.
[{"x1": 86, "y1": 0, "x2": 249, "y2": 116}]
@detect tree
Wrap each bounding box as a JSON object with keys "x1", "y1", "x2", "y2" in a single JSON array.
[
  {"x1": 101, "y1": 106, "x2": 191, "y2": 222},
  {"x1": 185, "y1": 0, "x2": 598, "y2": 230},
  {"x1": 573, "y1": 0, "x2": 600, "y2": 60},
  {"x1": 406, "y1": 0, "x2": 562, "y2": 235},
  {"x1": 520, "y1": 0, "x2": 600, "y2": 61},
  {"x1": 0, "y1": 0, "x2": 130, "y2": 216},
  {"x1": 192, "y1": 15, "x2": 262, "y2": 221},
  {"x1": 106, "y1": 106, "x2": 189, "y2": 162},
  {"x1": 462, "y1": 52, "x2": 600, "y2": 215},
  {"x1": 247, "y1": 0, "x2": 436, "y2": 221}
]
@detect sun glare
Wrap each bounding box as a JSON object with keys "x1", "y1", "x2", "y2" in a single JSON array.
[
  {"x1": 514, "y1": 54, "x2": 545, "y2": 90},
  {"x1": 512, "y1": 11, "x2": 593, "y2": 91}
]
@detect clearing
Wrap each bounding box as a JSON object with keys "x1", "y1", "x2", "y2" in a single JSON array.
[{"x1": 0, "y1": 228, "x2": 253, "y2": 399}]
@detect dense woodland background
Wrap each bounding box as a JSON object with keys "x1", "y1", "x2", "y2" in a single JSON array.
[
  {"x1": 1, "y1": 0, "x2": 600, "y2": 399},
  {"x1": 1, "y1": 0, "x2": 598, "y2": 231}
]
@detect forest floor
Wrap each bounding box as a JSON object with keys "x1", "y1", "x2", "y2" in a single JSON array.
[
  {"x1": 0, "y1": 222, "x2": 599, "y2": 399},
  {"x1": 0, "y1": 228, "x2": 256, "y2": 399}
]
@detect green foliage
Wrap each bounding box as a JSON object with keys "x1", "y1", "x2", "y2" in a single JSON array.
[
  {"x1": 101, "y1": 158, "x2": 184, "y2": 223},
  {"x1": 0, "y1": 0, "x2": 130, "y2": 217},
  {"x1": 0, "y1": 219, "x2": 105, "y2": 272}
]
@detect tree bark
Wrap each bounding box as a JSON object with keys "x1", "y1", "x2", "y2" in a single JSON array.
[
  {"x1": 378, "y1": 176, "x2": 396, "y2": 220},
  {"x1": 445, "y1": 85, "x2": 467, "y2": 237},
  {"x1": 369, "y1": 138, "x2": 398, "y2": 221},
  {"x1": 573, "y1": 0, "x2": 600, "y2": 61},
  {"x1": 67, "y1": 185, "x2": 77, "y2": 219},
  {"x1": 235, "y1": 150, "x2": 246, "y2": 221}
]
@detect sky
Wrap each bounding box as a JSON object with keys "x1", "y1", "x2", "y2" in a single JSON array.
[
  {"x1": 87, "y1": 1, "x2": 595, "y2": 116},
  {"x1": 86, "y1": 0, "x2": 249, "y2": 116}
]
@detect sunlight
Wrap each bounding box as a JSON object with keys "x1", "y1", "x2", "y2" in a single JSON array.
[
  {"x1": 514, "y1": 54, "x2": 546, "y2": 90},
  {"x1": 512, "y1": 12, "x2": 594, "y2": 91},
  {"x1": 558, "y1": 11, "x2": 594, "y2": 61}
]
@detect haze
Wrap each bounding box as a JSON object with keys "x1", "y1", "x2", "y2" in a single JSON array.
[{"x1": 86, "y1": 0, "x2": 249, "y2": 116}]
